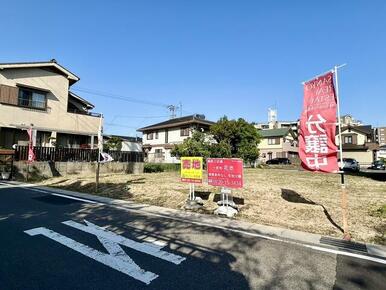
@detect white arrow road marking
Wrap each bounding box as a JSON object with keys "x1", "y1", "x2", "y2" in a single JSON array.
[
  {"x1": 24, "y1": 220, "x2": 186, "y2": 284},
  {"x1": 63, "y1": 220, "x2": 185, "y2": 265},
  {"x1": 24, "y1": 227, "x2": 158, "y2": 284}
]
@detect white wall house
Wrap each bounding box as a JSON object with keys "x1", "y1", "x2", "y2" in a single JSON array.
[
  {"x1": 0, "y1": 60, "x2": 100, "y2": 149},
  {"x1": 138, "y1": 114, "x2": 214, "y2": 163}
]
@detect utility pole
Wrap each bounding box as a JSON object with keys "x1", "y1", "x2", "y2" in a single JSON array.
[
  {"x1": 95, "y1": 114, "x2": 103, "y2": 192},
  {"x1": 167, "y1": 103, "x2": 183, "y2": 119},
  {"x1": 167, "y1": 105, "x2": 177, "y2": 119}
]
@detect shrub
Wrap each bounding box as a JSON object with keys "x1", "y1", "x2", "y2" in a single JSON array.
[
  {"x1": 144, "y1": 163, "x2": 180, "y2": 173},
  {"x1": 144, "y1": 164, "x2": 163, "y2": 173}
]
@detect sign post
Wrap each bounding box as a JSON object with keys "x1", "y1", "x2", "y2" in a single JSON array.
[
  {"x1": 180, "y1": 157, "x2": 203, "y2": 209},
  {"x1": 207, "y1": 158, "x2": 243, "y2": 218}
]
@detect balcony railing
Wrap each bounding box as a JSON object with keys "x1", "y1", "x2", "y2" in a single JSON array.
[{"x1": 67, "y1": 109, "x2": 102, "y2": 117}]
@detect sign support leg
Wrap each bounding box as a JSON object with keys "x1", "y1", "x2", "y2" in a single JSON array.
[
  {"x1": 189, "y1": 183, "x2": 191, "y2": 200},
  {"x1": 192, "y1": 183, "x2": 195, "y2": 200},
  {"x1": 26, "y1": 163, "x2": 29, "y2": 182}
]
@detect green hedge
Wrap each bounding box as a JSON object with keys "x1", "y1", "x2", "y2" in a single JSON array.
[{"x1": 144, "y1": 163, "x2": 180, "y2": 173}]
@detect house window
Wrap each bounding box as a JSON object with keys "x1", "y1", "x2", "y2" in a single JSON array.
[
  {"x1": 180, "y1": 127, "x2": 190, "y2": 137},
  {"x1": 18, "y1": 87, "x2": 47, "y2": 110},
  {"x1": 155, "y1": 149, "x2": 163, "y2": 158},
  {"x1": 344, "y1": 136, "x2": 352, "y2": 144},
  {"x1": 268, "y1": 138, "x2": 280, "y2": 145},
  {"x1": 155, "y1": 131, "x2": 159, "y2": 139},
  {"x1": 147, "y1": 133, "x2": 154, "y2": 140}
]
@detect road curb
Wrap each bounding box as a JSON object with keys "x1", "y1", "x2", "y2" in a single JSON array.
[{"x1": 8, "y1": 181, "x2": 386, "y2": 260}]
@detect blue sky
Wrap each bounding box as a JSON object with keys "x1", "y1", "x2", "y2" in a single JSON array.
[{"x1": 1, "y1": 1, "x2": 385, "y2": 136}]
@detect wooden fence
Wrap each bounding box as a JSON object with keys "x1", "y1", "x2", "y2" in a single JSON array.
[{"x1": 15, "y1": 146, "x2": 143, "y2": 163}]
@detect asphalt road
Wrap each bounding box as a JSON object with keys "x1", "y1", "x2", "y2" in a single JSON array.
[{"x1": 0, "y1": 183, "x2": 385, "y2": 290}]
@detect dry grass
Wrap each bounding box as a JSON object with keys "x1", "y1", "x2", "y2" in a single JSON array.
[{"x1": 37, "y1": 168, "x2": 386, "y2": 244}]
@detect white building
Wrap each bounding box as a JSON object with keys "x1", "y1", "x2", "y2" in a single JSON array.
[
  {"x1": 255, "y1": 108, "x2": 298, "y2": 133},
  {"x1": 138, "y1": 114, "x2": 214, "y2": 163}
]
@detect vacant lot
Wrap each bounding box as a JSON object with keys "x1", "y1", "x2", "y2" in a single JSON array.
[{"x1": 37, "y1": 168, "x2": 386, "y2": 244}]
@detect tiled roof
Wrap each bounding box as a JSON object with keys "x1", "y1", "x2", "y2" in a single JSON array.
[
  {"x1": 341, "y1": 125, "x2": 372, "y2": 135},
  {"x1": 259, "y1": 128, "x2": 290, "y2": 138},
  {"x1": 137, "y1": 114, "x2": 214, "y2": 132}
]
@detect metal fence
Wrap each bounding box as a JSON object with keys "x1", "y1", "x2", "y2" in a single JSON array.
[{"x1": 15, "y1": 146, "x2": 143, "y2": 163}]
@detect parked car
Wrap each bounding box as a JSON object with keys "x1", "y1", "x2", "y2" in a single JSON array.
[
  {"x1": 338, "y1": 158, "x2": 360, "y2": 172},
  {"x1": 266, "y1": 158, "x2": 291, "y2": 165},
  {"x1": 368, "y1": 160, "x2": 386, "y2": 170}
]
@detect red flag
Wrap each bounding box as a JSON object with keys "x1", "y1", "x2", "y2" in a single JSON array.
[
  {"x1": 27, "y1": 128, "x2": 35, "y2": 163},
  {"x1": 299, "y1": 72, "x2": 339, "y2": 173}
]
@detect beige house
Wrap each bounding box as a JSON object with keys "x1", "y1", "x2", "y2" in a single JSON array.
[
  {"x1": 138, "y1": 114, "x2": 214, "y2": 163},
  {"x1": 335, "y1": 125, "x2": 378, "y2": 166},
  {"x1": 0, "y1": 60, "x2": 100, "y2": 149},
  {"x1": 257, "y1": 128, "x2": 298, "y2": 163}
]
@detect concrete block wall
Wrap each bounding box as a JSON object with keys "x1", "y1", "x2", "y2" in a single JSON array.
[{"x1": 12, "y1": 161, "x2": 144, "y2": 180}]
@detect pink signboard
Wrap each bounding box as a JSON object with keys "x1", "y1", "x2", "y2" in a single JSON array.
[{"x1": 207, "y1": 158, "x2": 243, "y2": 188}]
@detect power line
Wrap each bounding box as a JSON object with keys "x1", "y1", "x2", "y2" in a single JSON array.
[
  {"x1": 111, "y1": 114, "x2": 169, "y2": 119},
  {"x1": 104, "y1": 123, "x2": 139, "y2": 129},
  {"x1": 72, "y1": 86, "x2": 169, "y2": 108},
  {"x1": 110, "y1": 114, "x2": 169, "y2": 125}
]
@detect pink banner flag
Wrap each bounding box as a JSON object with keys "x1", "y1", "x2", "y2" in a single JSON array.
[
  {"x1": 27, "y1": 128, "x2": 35, "y2": 163},
  {"x1": 299, "y1": 72, "x2": 339, "y2": 173}
]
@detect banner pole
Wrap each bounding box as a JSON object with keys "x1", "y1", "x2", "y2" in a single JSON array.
[{"x1": 334, "y1": 64, "x2": 350, "y2": 240}]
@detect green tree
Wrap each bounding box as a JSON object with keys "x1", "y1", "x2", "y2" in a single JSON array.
[
  {"x1": 171, "y1": 117, "x2": 261, "y2": 165},
  {"x1": 210, "y1": 116, "x2": 261, "y2": 164},
  {"x1": 104, "y1": 136, "x2": 122, "y2": 151},
  {"x1": 171, "y1": 130, "x2": 211, "y2": 159}
]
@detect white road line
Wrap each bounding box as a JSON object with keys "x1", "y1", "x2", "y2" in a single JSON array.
[
  {"x1": 27, "y1": 188, "x2": 99, "y2": 204},
  {"x1": 63, "y1": 220, "x2": 186, "y2": 265},
  {"x1": 51, "y1": 193, "x2": 100, "y2": 204},
  {"x1": 24, "y1": 227, "x2": 158, "y2": 284}
]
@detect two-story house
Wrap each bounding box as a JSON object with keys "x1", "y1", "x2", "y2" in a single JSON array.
[
  {"x1": 0, "y1": 60, "x2": 100, "y2": 149},
  {"x1": 138, "y1": 114, "x2": 214, "y2": 163},
  {"x1": 335, "y1": 125, "x2": 378, "y2": 166},
  {"x1": 257, "y1": 128, "x2": 299, "y2": 163}
]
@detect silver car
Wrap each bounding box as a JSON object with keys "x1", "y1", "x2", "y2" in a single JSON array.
[{"x1": 339, "y1": 158, "x2": 360, "y2": 172}]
